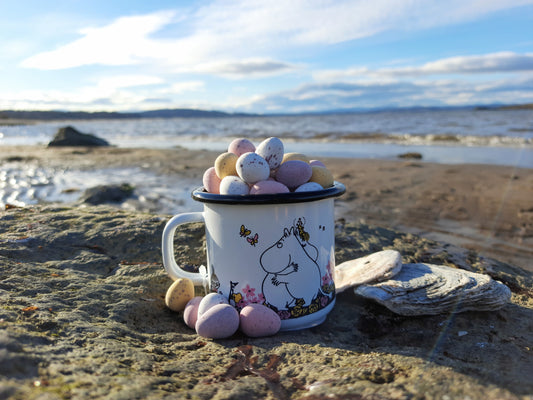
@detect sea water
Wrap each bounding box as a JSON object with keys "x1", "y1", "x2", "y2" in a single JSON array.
[{"x1": 1, "y1": 109, "x2": 531, "y2": 211}]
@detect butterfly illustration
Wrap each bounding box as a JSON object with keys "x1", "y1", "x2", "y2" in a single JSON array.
[
  {"x1": 247, "y1": 233, "x2": 259, "y2": 246},
  {"x1": 296, "y1": 218, "x2": 310, "y2": 242},
  {"x1": 239, "y1": 224, "x2": 251, "y2": 237}
]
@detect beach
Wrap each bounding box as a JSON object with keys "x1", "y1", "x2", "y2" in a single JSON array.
[{"x1": 1, "y1": 144, "x2": 531, "y2": 272}]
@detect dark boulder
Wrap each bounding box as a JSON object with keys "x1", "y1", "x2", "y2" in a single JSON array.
[
  {"x1": 80, "y1": 183, "x2": 134, "y2": 205},
  {"x1": 48, "y1": 126, "x2": 110, "y2": 147}
]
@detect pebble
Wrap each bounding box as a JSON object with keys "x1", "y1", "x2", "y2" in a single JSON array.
[
  {"x1": 309, "y1": 165, "x2": 334, "y2": 188},
  {"x1": 215, "y1": 152, "x2": 238, "y2": 179},
  {"x1": 250, "y1": 180, "x2": 290, "y2": 194},
  {"x1": 219, "y1": 176, "x2": 250, "y2": 195},
  {"x1": 275, "y1": 160, "x2": 313, "y2": 190},
  {"x1": 239, "y1": 303, "x2": 281, "y2": 337},
  {"x1": 255, "y1": 137, "x2": 284, "y2": 170},
  {"x1": 183, "y1": 296, "x2": 203, "y2": 329},
  {"x1": 202, "y1": 167, "x2": 221, "y2": 194},
  {"x1": 165, "y1": 278, "x2": 195, "y2": 312},
  {"x1": 228, "y1": 138, "x2": 255, "y2": 156},
  {"x1": 236, "y1": 152, "x2": 270, "y2": 184},
  {"x1": 295, "y1": 182, "x2": 323, "y2": 192},
  {"x1": 197, "y1": 292, "x2": 229, "y2": 317},
  {"x1": 195, "y1": 303, "x2": 240, "y2": 339}
]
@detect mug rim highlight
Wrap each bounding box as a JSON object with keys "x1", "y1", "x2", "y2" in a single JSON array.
[{"x1": 192, "y1": 181, "x2": 345, "y2": 205}]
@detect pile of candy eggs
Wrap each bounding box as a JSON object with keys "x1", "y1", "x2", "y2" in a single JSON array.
[{"x1": 203, "y1": 137, "x2": 334, "y2": 195}]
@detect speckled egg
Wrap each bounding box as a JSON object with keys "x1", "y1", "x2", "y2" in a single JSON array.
[
  {"x1": 236, "y1": 152, "x2": 270, "y2": 184},
  {"x1": 239, "y1": 303, "x2": 281, "y2": 337},
  {"x1": 250, "y1": 180, "x2": 290, "y2": 195},
  {"x1": 255, "y1": 137, "x2": 284, "y2": 170},
  {"x1": 295, "y1": 182, "x2": 324, "y2": 192},
  {"x1": 219, "y1": 176, "x2": 250, "y2": 195},
  {"x1": 309, "y1": 159, "x2": 326, "y2": 168},
  {"x1": 202, "y1": 166, "x2": 221, "y2": 194},
  {"x1": 228, "y1": 138, "x2": 256, "y2": 156},
  {"x1": 195, "y1": 303, "x2": 240, "y2": 339},
  {"x1": 183, "y1": 296, "x2": 203, "y2": 329},
  {"x1": 309, "y1": 165, "x2": 334, "y2": 188},
  {"x1": 197, "y1": 292, "x2": 228, "y2": 317},
  {"x1": 275, "y1": 160, "x2": 313, "y2": 190},
  {"x1": 214, "y1": 152, "x2": 238, "y2": 179},
  {"x1": 282, "y1": 152, "x2": 310, "y2": 164},
  {"x1": 165, "y1": 278, "x2": 195, "y2": 312}
]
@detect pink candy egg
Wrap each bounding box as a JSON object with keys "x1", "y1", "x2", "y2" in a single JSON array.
[
  {"x1": 250, "y1": 180, "x2": 290, "y2": 194},
  {"x1": 195, "y1": 303, "x2": 240, "y2": 339},
  {"x1": 183, "y1": 296, "x2": 203, "y2": 329},
  {"x1": 202, "y1": 167, "x2": 221, "y2": 194},
  {"x1": 275, "y1": 160, "x2": 313, "y2": 190},
  {"x1": 310, "y1": 159, "x2": 326, "y2": 168},
  {"x1": 228, "y1": 138, "x2": 256, "y2": 156},
  {"x1": 239, "y1": 303, "x2": 281, "y2": 337}
]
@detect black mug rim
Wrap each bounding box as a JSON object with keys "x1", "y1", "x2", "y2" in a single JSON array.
[{"x1": 192, "y1": 181, "x2": 345, "y2": 205}]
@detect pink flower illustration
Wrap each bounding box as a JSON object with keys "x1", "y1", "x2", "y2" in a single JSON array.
[
  {"x1": 278, "y1": 310, "x2": 291, "y2": 320},
  {"x1": 242, "y1": 284, "x2": 256, "y2": 299}
]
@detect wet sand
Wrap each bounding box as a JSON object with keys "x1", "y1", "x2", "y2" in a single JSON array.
[{"x1": 1, "y1": 145, "x2": 531, "y2": 271}]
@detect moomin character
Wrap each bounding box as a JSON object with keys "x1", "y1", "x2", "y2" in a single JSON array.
[{"x1": 259, "y1": 220, "x2": 322, "y2": 312}]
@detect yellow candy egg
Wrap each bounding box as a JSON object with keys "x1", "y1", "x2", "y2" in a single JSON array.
[
  {"x1": 282, "y1": 152, "x2": 310, "y2": 164},
  {"x1": 165, "y1": 278, "x2": 195, "y2": 312},
  {"x1": 214, "y1": 152, "x2": 238, "y2": 179},
  {"x1": 309, "y1": 165, "x2": 334, "y2": 188}
]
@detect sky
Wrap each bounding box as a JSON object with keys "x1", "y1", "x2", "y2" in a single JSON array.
[{"x1": 1, "y1": 0, "x2": 533, "y2": 114}]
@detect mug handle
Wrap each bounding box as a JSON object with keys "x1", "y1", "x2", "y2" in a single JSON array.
[{"x1": 162, "y1": 212, "x2": 208, "y2": 286}]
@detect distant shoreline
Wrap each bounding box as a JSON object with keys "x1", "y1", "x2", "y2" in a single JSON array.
[{"x1": 1, "y1": 102, "x2": 532, "y2": 124}]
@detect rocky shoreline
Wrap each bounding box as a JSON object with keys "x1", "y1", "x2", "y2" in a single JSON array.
[{"x1": 1, "y1": 205, "x2": 532, "y2": 399}]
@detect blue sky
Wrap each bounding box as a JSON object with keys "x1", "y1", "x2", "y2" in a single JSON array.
[{"x1": 1, "y1": 0, "x2": 533, "y2": 113}]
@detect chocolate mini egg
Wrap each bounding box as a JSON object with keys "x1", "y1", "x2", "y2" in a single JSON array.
[
  {"x1": 309, "y1": 159, "x2": 326, "y2": 168},
  {"x1": 236, "y1": 152, "x2": 270, "y2": 184},
  {"x1": 165, "y1": 278, "x2": 195, "y2": 312},
  {"x1": 183, "y1": 296, "x2": 203, "y2": 329},
  {"x1": 239, "y1": 303, "x2": 281, "y2": 337},
  {"x1": 282, "y1": 152, "x2": 310, "y2": 164},
  {"x1": 228, "y1": 138, "x2": 256, "y2": 156},
  {"x1": 250, "y1": 180, "x2": 290, "y2": 195},
  {"x1": 195, "y1": 303, "x2": 240, "y2": 339},
  {"x1": 309, "y1": 165, "x2": 334, "y2": 188},
  {"x1": 295, "y1": 182, "x2": 324, "y2": 192},
  {"x1": 275, "y1": 160, "x2": 313, "y2": 190},
  {"x1": 219, "y1": 176, "x2": 250, "y2": 195},
  {"x1": 256, "y1": 137, "x2": 284, "y2": 170},
  {"x1": 197, "y1": 292, "x2": 229, "y2": 317},
  {"x1": 215, "y1": 152, "x2": 238, "y2": 179},
  {"x1": 203, "y1": 166, "x2": 221, "y2": 194}
]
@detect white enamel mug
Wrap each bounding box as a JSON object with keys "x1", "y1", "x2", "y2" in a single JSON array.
[{"x1": 162, "y1": 182, "x2": 345, "y2": 331}]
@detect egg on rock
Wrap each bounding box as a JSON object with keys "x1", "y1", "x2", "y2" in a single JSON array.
[
  {"x1": 239, "y1": 303, "x2": 281, "y2": 337},
  {"x1": 165, "y1": 278, "x2": 195, "y2": 312},
  {"x1": 195, "y1": 303, "x2": 240, "y2": 339},
  {"x1": 197, "y1": 292, "x2": 229, "y2": 317},
  {"x1": 183, "y1": 296, "x2": 203, "y2": 329}
]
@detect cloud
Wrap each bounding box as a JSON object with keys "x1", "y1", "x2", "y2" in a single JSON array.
[
  {"x1": 314, "y1": 52, "x2": 533, "y2": 81},
  {"x1": 21, "y1": 1, "x2": 533, "y2": 75},
  {"x1": 246, "y1": 75, "x2": 533, "y2": 112},
  {"x1": 191, "y1": 59, "x2": 297, "y2": 78}
]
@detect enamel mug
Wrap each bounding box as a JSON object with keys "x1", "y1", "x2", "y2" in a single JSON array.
[{"x1": 162, "y1": 182, "x2": 345, "y2": 331}]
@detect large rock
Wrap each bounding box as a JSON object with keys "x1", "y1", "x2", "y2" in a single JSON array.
[
  {"x1": 80, "y1": 183, "x2": 135, "y2": 205},
  {"x1": 48, "y1": 126, "x2": 110, "y2": 147},
  {"x1": 0, "y1": 205, "x2": 531, "y2": 399}
]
